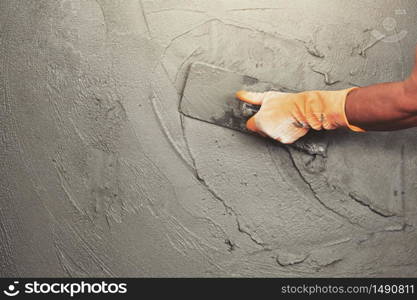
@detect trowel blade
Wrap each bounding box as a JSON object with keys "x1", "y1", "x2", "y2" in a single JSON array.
[
  {"x1": 179, "y1": 62, "x2": 327, "y2": 156},
  {"x1": 180, "y1": 62, "x2": 276, "y2": 134}
]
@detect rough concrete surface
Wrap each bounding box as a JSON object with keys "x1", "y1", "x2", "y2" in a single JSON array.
[{"x1": 1, "y1": 0, "x2": 417, "y2": 277}]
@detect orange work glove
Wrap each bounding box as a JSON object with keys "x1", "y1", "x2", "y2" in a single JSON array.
[{"x1": 235, "y1": 88, "x2": 364, "y2": 144}]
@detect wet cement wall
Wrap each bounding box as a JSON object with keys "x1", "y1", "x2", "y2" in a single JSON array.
[{"x1": 1, "y1": 0, "x2": 417, "y2": 277}]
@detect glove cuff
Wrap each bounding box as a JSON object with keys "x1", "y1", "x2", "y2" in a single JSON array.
[{"x1": 340, "y1": 87, "x2": 366, "y2": 132}]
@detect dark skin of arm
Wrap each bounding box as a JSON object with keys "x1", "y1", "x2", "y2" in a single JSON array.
[{"x1": 346, "y1": 49, "x2": 417, "y2": 131}]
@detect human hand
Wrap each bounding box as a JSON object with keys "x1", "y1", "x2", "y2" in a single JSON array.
[{"x1": 235, "y1": 88, "x2": 359, "y2": 144}]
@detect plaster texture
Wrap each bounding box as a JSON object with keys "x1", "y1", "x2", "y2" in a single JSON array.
[{"x1": 1, "y1": 0, "x2": 417, "y2": 277}]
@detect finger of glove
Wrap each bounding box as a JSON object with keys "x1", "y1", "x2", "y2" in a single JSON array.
[
  {"x1": 236, "y1": 90, "x2": 267, "y2": 105},
  {"x1": 291, "y1": 103, "x2": 310, "y2": 129},
  {"x1": 246, "y1": 116, "x2": 258, "y2": 132},
  {"x1": 305, "y1": 99, "x2": 323, "y2": 130},
  {"x1": 246, "y1": 116, "x2": 267, "y2": 137},
  {"x1": 322, "y1": 116, "x2": 337, "y2": 130},
  {"x1": 276, "y1": 127, "x2": 309, "y2": 144}
]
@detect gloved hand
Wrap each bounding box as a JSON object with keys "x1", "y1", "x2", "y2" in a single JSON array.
[{"x1": 235, "y1": 88, "x2": 364, "y2": 144}]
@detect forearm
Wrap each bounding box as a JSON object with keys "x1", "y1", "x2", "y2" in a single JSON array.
[
  {"x1": 346, "y1": 74, "x2": 417, "y2": 131},
  {"x1": 236, "y1": 49, "x2": 417, "y2": 142}
]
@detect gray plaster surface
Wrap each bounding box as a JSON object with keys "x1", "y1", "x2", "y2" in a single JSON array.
[{"x1": 1, "y1": 0, "x2": 417, "y2": 277}]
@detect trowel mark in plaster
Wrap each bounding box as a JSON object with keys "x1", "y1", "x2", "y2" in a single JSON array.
[
  {"x1": 276, "y1": 252, "x2": 308, "y2": 267},
  {"x1": 287, "y1": 147, "x2": 406, "y2": 231},
  {"x1": 275, "y1": 236, "x2": 354, "y2": 272},
  {"x1": 52, "y1": 221, "x2": 115, "y2": 277},
  {"x1": 146, "y1": 8, "x2": 206, "y2": 15},
  {"x1": 158, "y1": 17, "x2": 312, "y2": 90},
  {"x1": 52, "y1": 157, "x2": 84, "y2": 215},
  {"x1": 118, "y1": 120, "x2": 250, "y2": 257},
  {"x1": 55, "y1": 239, "x2": 89, "y2": 277},
  {"x1": 120, "y1": 155, "x2": 236, "y2": 261},
  {"x1": 163, "y1": 232, "x2": 228, "y2": 274},
  {"x1": 305, "y1": 41, "x2": 325, "y2": 59},
  {"x1": 178, "y1": 111, "x2": 266, "y2": 248},
  {"x1": 138, "y1": 0, "x2": 151, "y2": 38},
  {"x1": 90, "y1": 110, "x2": 227, "y2": 255},
  {"x1": 359, "y1": 31, "x2": 385, "y2": 57},
  {"x1": 356, "y1": 25, "x2": 406, "y2": 59},
  {"x1": 177, "y1": 114, "x2": 269, "y2": 249},
  {"x1": 158, "y1": 18, "x2": 219, "y2": 63},
  {"x1": 88, "y1": 148, "x2": 124, "y2": 224},
  {"x1": 266, "y1": 144, "x2": 355, "y2": 231},
  {"x1": 304, "y1": 28, "x2": 325, "y2": 59},
  {"x1": 310, "y1": 66, "x2": 340, "y2": 86},
  {"x1": 166, "y1": 215, "x2": 229, "y2": 261},
  {"x1": 349, "y1": 191, "x2": 395, "y2": 217},
  {"x1": 284, "y1": 148, "x2": 365, "y2": 229},
  {"x1": 149, "y1": 92, "x2": 195, "y2": 169},
  {"x1": 40, "y1": 158, "x2": 125, "y2": 275},
  {"x1": 130, "y1": 97, "x2": 234, "y2": 252},
  {"x1": 174, "y1": 47, "x2": 202, "y2": 88},
  {"x1": 181, "y1": 124, "x2": 266, "y2": 248}
]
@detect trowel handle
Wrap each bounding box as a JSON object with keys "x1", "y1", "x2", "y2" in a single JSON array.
[{"x1": 241, "y1": 102, "x2": 261, "y2": 118}]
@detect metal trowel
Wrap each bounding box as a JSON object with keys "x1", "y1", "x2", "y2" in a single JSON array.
[{"x1": 179, "y1": 62, "x2": 327, "y2": 156}]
